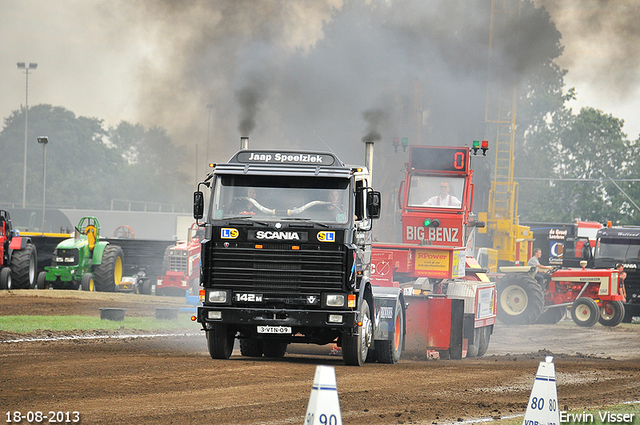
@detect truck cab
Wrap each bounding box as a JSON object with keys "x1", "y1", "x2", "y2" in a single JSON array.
[{"x1": 194, "y1": 148, "x2": 404, "y2": 365}]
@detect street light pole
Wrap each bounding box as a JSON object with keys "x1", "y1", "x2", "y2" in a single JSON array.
[
  {"x1": 17, "y1": 62, "x2": 38, "y2": 209},
  {"x1": 37, "y1": 137, "x2": 48, "y2": 234}
]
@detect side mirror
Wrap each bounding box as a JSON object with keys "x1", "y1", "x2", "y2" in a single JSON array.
[
  {"x1": 367, "y1": 191, "x2": 381, "y2": 219},
  {"x1": 193, "y1": 191, "x2": 204, "y2": 220}
]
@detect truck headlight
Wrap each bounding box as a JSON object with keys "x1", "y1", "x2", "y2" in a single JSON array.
[
  {"x1": 325, "y1": 294, "x2": 345, "y2": 307},
  {"x1": 208, "y1": 290, "x2": 228, "y2": 303}
]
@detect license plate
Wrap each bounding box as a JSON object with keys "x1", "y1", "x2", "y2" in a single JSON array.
[{"x1": 257, "y1": 326, "x2": 291, "y2": 334}]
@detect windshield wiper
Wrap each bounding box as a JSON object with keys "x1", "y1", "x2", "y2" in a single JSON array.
[
  {"x1": 279, "y1": 217, "x2": 329, "y2": 228},
  {"x1": 222, "y1": 216, "x2": 270, "y2": 226}
]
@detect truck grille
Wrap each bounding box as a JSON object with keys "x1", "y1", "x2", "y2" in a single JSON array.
[
  {"x1": 169, "y1": 256, "x2": 188, "y2": 272},
  {"x1": 210, "y1": 243, "x2": 346, "y2": 293}
]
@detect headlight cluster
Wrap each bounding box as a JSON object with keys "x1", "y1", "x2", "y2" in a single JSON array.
[
  {"x1": 55, "y1": 257, "x2": 76, "y2": 263},
  {"x1": 325, "y1": 294, "x2": 345, "y2": 307},
  {"x1": 169, "y1": 250, "x2": 189, "y2": 256},
  {"x1": 208, "y1": 290, "x2": 228, "y2": 303}
]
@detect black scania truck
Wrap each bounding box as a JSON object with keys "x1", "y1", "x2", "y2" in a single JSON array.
[{"x1": 193, "y1": 140, "x2": 405, "y2": 366}]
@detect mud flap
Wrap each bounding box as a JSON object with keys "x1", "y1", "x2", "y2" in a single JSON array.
[
  {"x1": 449, "y1": 298, "x2": 464, "y2": 360},
  {"x1": 371, "y1": 286, "x2": 404, "y2": 344}
]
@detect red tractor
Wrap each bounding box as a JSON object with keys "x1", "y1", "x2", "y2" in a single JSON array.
[
  {"x1": 0, "y1": 210, "x2": 38, "y2": 290},
  {"x1": 496, "y1": 255, "x2": 624, "y2": 328},
  {"x1": 155, "y1": 225, "x2": 202, "y2": 296},
  {"x1": 371, "y1": 145, "x2": 496, "y2": 359}
]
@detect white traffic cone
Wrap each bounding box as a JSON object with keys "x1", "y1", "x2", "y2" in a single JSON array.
[
  {"x1": 304, "y1": 365, "x2": 343, "y2": 425},
  {"x1": 523, "y1": 356, "x2": 560, "y2": 425}
]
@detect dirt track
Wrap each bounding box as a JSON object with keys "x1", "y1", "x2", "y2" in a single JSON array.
[{"x1": 1, "y1": 290, "x2": 640, "y2": 425}]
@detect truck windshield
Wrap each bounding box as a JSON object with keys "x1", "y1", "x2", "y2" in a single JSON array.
[
  {"x1": 406, "y1": 175, "x2": 465, "y2": 209},
  {"x1": 209, "y1": 174, "x2": 351, "y2": 224},
  {"x1": 596, "y1": 237, "x2": 640, "y2": 260}
]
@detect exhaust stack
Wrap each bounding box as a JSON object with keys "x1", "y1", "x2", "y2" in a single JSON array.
[
  {"x1": 240, "y1": 137, "x2": 249, "y2": 150},
  {"x1": 365, "y1": 141, "x2": 374, "y2": 184}
]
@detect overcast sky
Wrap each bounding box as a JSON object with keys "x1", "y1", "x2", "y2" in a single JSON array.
[{"x1": 2, "y1": 0, "x2": 639, "y2": 165}]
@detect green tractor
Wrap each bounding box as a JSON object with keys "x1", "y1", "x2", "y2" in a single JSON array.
[{"x1": 37, "y1": 216, "x2": 124, "y2": 291}]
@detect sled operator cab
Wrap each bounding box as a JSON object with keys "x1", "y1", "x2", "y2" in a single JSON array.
[{"x1": 193, "y1": 146, "x2": 406, "y2": 366}]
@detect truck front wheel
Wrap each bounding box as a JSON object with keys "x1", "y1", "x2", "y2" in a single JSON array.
[
  {"x1": 206, "y1": 324, "x2": 235, "y2": 359},
  {"x1": 598, "y1": 301, "x2": 625, "y2": 327},
  {"x1": 571, "y1": 297, "x2": 599, "y2": 327},
  {"x1": 342, "y1": 299, "x2": 372, "y2": 366}
]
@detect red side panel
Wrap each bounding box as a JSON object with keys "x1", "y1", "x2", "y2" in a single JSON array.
[{"x1": 9, "y1": 236, "x2": 24, "y2": 250}]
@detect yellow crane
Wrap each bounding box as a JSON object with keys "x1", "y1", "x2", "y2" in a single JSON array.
[{"x1": 477, "y1": 0, "x2": 533, "y2": 270}]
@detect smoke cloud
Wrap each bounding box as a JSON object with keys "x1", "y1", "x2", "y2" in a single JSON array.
[{"x1": 534, "y1": 0, "x2": 640, "y2": 101}]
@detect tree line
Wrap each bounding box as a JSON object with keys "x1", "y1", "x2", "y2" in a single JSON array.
[{"x1": 0, "y1": 105, "x2": 191, "y2": 212}]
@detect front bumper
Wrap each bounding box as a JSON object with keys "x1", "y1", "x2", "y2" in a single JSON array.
[
  {"x1": 44, "y1": 266, "x2": 86, "y2": 282},
  {"x1": 197, "y1": 305, "x2": 357, "y2": 329}
]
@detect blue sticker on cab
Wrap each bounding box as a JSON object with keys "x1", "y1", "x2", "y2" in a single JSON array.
[
  {"x1": 317, "y1": 231, "x2": 335, "y2": 242},
  {"x1": 221, "y1": 228, "x2": 239, "y2": 239}
]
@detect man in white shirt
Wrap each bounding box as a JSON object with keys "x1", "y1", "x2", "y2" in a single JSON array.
[{"x1": 424, "y1": 181, "x2": 461, "y2": 207}]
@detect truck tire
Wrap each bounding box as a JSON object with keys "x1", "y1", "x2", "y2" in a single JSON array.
[
  {"x1": 10, "y1": 244, "x2": 37, "y2": 289},
  {"x1": 466, "y1": 327, "x2": 482, "y2": 358},
  {"x1": 342, "y1": 299, "x2": 372, "y2": 366},
  {"x1": 262, "y1": 341, "x2": 287, "y2": 358},
  {"x1": 535, "y1": 306, "x2": 566, "y2": 324},
  {"x1": 81, "y1": 273, "x2": 95, "y2": 291},
  {"x1": 375, "y1": 298, "x2": 404, "y2": 364},
  {"x1": 0, "y1": 267, "x2": 11, "y2": 290},
  {"x1": 496, "y1": 274, "x2": 544, "y2": 325},
  {"x1": 598, "y1": 301, "x2": 625, "y2": 327},
  {"x1": 94, "y1": 245, "x2": 124, "y2": 292},
  {"x1": 36, "y1": 272, "x2": 48, "y2": 290},
  {"x1": 240, "y1": 338, "x2": 263, "y2": 357},
  {"x1": 206, "y1": 324, "x2": 235, "y2": 359},
  {"x1": 476, "y1": 326, "x2": 491, "y2": 357},
  {"x1": 571, "y1": 297, "x2": 599, "y2": 327}
]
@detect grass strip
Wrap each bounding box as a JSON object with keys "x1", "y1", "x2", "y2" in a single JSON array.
[{"x1": 0, "y1": 314, "x2": 200, "y2": 334}]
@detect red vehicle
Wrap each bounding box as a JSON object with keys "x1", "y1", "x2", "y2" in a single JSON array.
[
  {"x1": 0, "y1": 210, "x2": 38, "y2": 290},
  {"x1": 371, "y1": 144, "x2": 496, "y2": 359},
  {"x1": 156, "y1": 226, "x2": 202, "y2": 296}
]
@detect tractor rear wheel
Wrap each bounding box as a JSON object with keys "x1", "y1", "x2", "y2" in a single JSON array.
[
  {"x1": 598, "y1": 301, "x2": 625, "y2": 327},
  {"x1": 571, "y1": 297, "x2": 599, "y2": 327},
  {"x1": 536, "y1": 306, "x2": 566, "y2": 324},
  {"x1": 0, "y1": 267, "x2": 11, "y2": 290},
  {"x1": 496, "y1": 274, "x2": 544, "y2": 325},
  {"x1": 10, "y1": 244, "x2": 37, "y2": 289},
  {"x1": 206, "y1": 324, "x2": 235, "y2": 359},
  {"x1": 94, "y1": 245, "x2": 124, "y2": 292}
]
